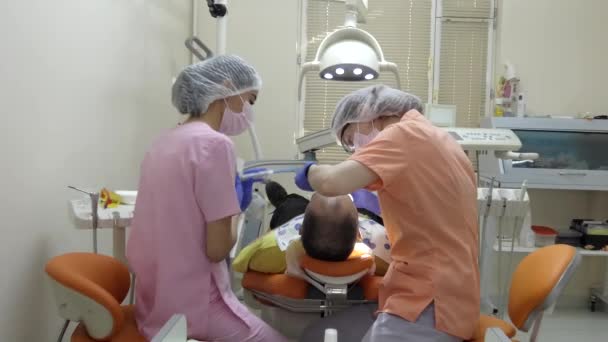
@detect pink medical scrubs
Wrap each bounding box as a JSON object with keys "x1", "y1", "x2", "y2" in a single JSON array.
[{"x1": 127, "y1": 122, "x2": 285, "y2": 341}]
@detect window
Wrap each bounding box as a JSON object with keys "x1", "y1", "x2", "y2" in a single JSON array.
[
  {"x1": 433, "y1": 0, "x2": 495, "y2": 128},
  {"x1": 300, "y1": 0, "x2": 432, "y2": 164},
  {"x1": 299, "y1": 0, "x2": 495, "y2": 164}
]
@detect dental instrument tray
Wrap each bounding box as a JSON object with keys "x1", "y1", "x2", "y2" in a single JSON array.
[
  {"x1": 69, "y1": 198, "x2": 134, "y2": 229},
  {"x1": 570, "y1": 219, "x2": 608, "y2": 250}
]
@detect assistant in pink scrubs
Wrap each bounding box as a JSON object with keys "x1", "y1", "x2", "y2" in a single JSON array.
[{"x1": 127, "y1": 55, "x2": 286, "y2": 341}]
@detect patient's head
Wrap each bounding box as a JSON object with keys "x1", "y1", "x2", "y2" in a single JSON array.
[{"x1": 300, "y1": 193, "x2": 359, "y2": 262}]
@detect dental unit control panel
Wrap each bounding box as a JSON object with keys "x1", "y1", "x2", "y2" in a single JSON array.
[
  {"x1": 296, "y1": 127, "x2": 536, "y2": 158},
  {"x1": 444, "y1": 128, "x2": 521, "y2": 151}
]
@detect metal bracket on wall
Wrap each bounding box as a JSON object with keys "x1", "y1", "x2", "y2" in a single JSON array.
[{"x1": 185, "y1": 37, "x2": 214, "y2": 61}]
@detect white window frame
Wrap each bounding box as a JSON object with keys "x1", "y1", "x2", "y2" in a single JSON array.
[
  {"x1": 295, "y1": 0, "x2": 308, "y2": 140},
  {"x1": 429, "y1": 0, "x2": 497, "y2": 123}
]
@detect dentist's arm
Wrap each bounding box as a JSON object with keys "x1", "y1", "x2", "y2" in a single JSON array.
[{"x1": 307, "y1": 160, "x2": 378, "y2": 197}]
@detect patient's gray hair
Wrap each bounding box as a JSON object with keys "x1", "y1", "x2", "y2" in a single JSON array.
[{"x1": 300, "y1": 194, "x2": 359, "y2": 261}]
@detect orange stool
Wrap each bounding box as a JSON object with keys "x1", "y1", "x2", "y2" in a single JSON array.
[
  {"x1": 45, "y1": 252, "x2": 145, "y2": 342},
  {"x1": 470, "y1": 244, "x2": 581, "y2": 342}
]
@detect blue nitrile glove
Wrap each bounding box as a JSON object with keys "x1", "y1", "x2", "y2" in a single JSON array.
[
  {"x1": 294, "y1": 162, "x2": 316, "y2": 192},
  {"x1": 235, "y1": 168, "x2": 269, "y2": 211},
  {"x1": 235, "y1": 175, "x2": 254, "y2": 212},
  {"x1": 351, "y1": 189, "x2": 381, "y2": 217}
]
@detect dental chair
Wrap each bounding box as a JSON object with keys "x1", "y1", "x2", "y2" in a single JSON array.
[
  {"x1": 46, "y1": 253, "x2": 206, "y2": 342},
  {"x1": 471, "y1": 244, "x2": 581, "y2": 342},
  {"x1": 241, "y1": 248, "x2": 382, "y2": 338}
]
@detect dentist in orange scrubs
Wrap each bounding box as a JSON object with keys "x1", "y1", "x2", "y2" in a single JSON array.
[{"x1": 295, "y1": 85, "x2": 479, "y2": 342}]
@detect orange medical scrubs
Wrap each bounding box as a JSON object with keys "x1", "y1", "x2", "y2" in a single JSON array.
[{"x1": 350, "y1": 109, "x2": 480, "y2": 340}]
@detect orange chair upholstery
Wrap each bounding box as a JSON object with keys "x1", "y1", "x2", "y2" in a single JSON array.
[
  {"x1": 359, "y1": 275, "x2": 383, "y2": 301},
  {"x1": 508, "y1": 244, "x2": 579, "y2": 332},
  {"x1": 242, "y1": 272, "x2": 382, "y2": 302},
  {"x1": 242, "y1": 248, "x2": 381, "y2": 303},
  {"x1": 45, "y1": 252, "x2": 145, "y2": 341},
  {"x1": 300, "y1": 248, "x2": 374, "y2": 277},
  {"x1": 242, "y1": 272, "x2": 309, "y2": 299},
  {"x1": 470, "y1": 244, "x2": 581, "y2": 342},
  {"x1": 469, "y1": 315, "x2": 517, "y2": 342}
]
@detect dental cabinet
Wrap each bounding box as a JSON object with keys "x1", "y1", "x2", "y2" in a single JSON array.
[
  {"x1": 480, "y1": 117, "x2": 608, "y2": 191},
  {"x1": 479, "y1": 117, "x2": 608, "y2": 313}
]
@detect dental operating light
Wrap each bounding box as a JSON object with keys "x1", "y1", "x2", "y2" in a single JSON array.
[{"x1": 298, "y1": 0, "x2": 401, "y2": 99}]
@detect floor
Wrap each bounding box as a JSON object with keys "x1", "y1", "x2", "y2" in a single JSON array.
[
  {"x1": 513, "y1": 308, "x2": 608, "y2": 341},
  {"x1": 236, "y1": 274, "x2": 608, "y2": 341},
  {"x1": 247, "y1": 302, "x2": 608, "y2": 341}
]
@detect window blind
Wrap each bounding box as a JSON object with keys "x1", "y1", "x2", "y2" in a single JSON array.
[
  {"x1": 441, "y1": 0, "x2": 493, "y2": 19},
  {"x1": 435, "y1": 0, "x2": 494, "y2": 168},
  {"x1": 437, "y1": 19, "x2": 490, "y2": 128},
  {"x1": 302, "y1": 0, "x2": 432, "y2": 164}
]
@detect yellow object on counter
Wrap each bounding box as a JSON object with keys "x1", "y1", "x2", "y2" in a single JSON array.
[
  {"x1": 100, "y1": 188, "x2": 122, "y2": 209},
  {"x1": 494, "y1": 105, "x2": 504, "y2": 117}
]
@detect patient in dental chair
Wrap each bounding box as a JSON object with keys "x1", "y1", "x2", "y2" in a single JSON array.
[
  {"x1": 284, "y1": 192, "x2": 376, "y2": 280},
  {"x1": 232, "y1": 181, "x2": 390, "y2": 276}
]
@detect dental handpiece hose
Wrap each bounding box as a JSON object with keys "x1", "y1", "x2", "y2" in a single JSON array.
[{"x1": 240, "y1": 167, "x2": 301, "y2": 180}]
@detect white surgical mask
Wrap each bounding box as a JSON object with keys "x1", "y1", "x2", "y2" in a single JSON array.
[
  {"x1": 219, "y1": 96, "x2": 253, "y2": 136},
  {"x1": 352, "y1": 121, "x2": 379, "y2": 150}
]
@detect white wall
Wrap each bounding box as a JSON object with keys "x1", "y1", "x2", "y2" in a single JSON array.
[
  {"x1": 496, "y1": 0, "x2": 608, "y2": 115},
  {"x1": 0, "y1": 1, "x2": 190, "y2": 340},
  {"x1": 492, "y1": 0, "x2": 608, "y2": 309},
  {"x1": 194, "y1": 0, "x2": 301, "y2": 163},
  {"x1": 192, "y1": 0, "x2": 303, "y2": 198}
]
